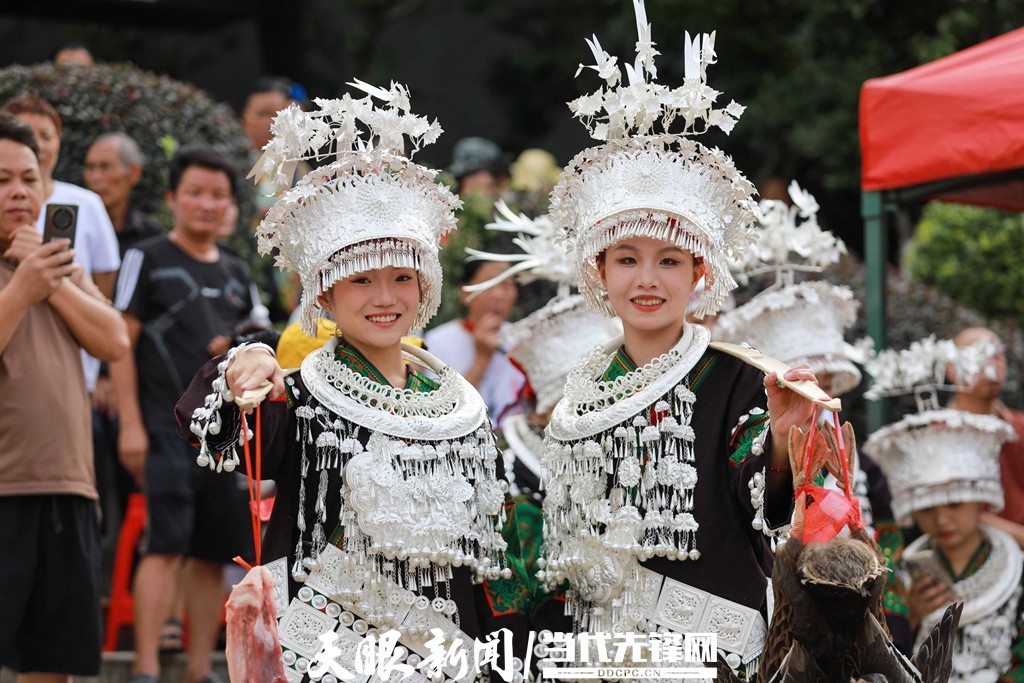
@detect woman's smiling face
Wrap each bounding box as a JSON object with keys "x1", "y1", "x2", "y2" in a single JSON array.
[
  {"x1": 598, "y1": 236, "x2": 704, "y2": 340},
  {"x1": 319, "y1": 266, "x2": 420, "y2": 354}
]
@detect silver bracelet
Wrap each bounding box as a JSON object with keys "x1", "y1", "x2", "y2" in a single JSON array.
[
  {"x1": 191, "y1": 343, "x2": 260, "y2": 471},
  {"x1": 221, "y1": 342, "x2": 277, "y2": 402},
  {"x1": 241, "y1": 341, "x2": 277, "y2": 358}
]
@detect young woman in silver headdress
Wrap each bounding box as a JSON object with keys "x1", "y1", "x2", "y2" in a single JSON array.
[
  {"x1": 534, "y1": 5, "x2": 821, "y2": 678},
  {"x1": 178, "y1": 83, "x2": 529, "y2": 680}
]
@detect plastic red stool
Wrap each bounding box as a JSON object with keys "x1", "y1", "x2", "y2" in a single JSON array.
[{"x1": 104, "y1": 492, "x2": 147, "y2": 651}]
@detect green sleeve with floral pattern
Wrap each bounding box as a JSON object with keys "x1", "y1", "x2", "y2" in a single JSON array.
[
  {"x1": 481, "y1": 494, "x2": 536, "y2": 616},
  {"x1": 876, "y1": 520, "x2": 910, "y2": 619}
]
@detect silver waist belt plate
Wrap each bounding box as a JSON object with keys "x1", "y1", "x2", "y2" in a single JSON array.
[
  {"x1": 640, "y1": 567, "x2": 767, "y2": 663},
  {"x1": 268, "y1": 550, "x2": 481, "y2": 683}
]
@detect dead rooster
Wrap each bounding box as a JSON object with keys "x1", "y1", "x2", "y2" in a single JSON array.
[{"x1": 720, "y1": 421, "x2": 961, "y2": 683}]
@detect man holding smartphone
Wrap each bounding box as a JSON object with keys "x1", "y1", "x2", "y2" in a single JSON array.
[
  {"x1": 0, "y1": 113, "x2": 129, "y2": 682},
  {"x1": 2, "y1": 96, "x2": 120, "y2": 297}
]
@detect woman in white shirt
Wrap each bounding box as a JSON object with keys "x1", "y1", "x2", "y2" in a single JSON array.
[{"x1": 425, "y1": 259, "x2": 526, "y2": 428}]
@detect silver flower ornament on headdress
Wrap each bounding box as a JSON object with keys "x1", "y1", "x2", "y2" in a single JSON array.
[
  {"x1": 552, "y1": 0, "x2": 758, "y2": 319},
  {"x1": 714, "y1": 182, "x2": 860, "y2": 395},
  {"x1": 861, "y1": 335, "x2": 998, "y2": 406},
  {"x1": 250, "y1": 80, "x2": 460, "y2": 335},
  {"x1": 730, "y1": 181, "x2": 846, "y2": 286}
]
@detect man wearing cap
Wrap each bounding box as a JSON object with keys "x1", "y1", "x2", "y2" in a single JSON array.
[{"x1": 449, "y1": 136, "x2": 508, "y2": 199}]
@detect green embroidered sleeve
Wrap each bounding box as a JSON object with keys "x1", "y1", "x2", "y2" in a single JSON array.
[
  {"x1": 729, "y1": 411, "x2": 770, "y2": 468},
  {"x1": 876, "y1": 520, "x2": 909, "y2": 618},
  {"x1": 482, "y1": 495, "x2": 535, "y2": 616},
  {"x1": 513, "y1": 494, "x2": 543, "y2": 574},
  {"x1": 494, "y1": 428, "x2": 545, "y2": 576}
]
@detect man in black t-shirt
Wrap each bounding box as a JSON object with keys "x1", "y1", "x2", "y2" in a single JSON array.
[{"x1": 111, "y1": 148, "x2": 253, "y2": 683}]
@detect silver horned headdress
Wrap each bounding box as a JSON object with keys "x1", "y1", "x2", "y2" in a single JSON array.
[
  {"x1": 550, "y1": 0, "x2": 758, "y2": 319},
  {"x1": 863, "y1": 335, "x2": 1016, "y2": 524},
  {"x1": 714, "y1": 182, "x2": 861, "y2": 395},
  {"x1": 251, "y1": 80, "x2": 461, "y2": 335}
]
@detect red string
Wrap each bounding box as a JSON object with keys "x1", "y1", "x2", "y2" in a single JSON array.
[
  {"x1": 234, "y1": 404, "x2": 263, "y2": 570},
  {"x1": 802, "y1": 405, "x2": 819, "y2": 485},
  {"x1": 794, "y1": 407, "x2": 864, "y2": 541},
  {"x1": 255, "y1": 404, "x2": 262, "y2": 566}
]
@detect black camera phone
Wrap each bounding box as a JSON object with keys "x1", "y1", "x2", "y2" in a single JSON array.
[{"x1": 42, "y1": 203, "x2": 79, "y2": 248}]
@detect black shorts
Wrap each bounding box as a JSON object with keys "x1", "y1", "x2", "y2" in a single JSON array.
[
  {"x1": 0, "y1": 495, "x2": 102, "y2": 675},
  {"x1": 142, "y1": 431, "x2": 253, "y2": 563}
]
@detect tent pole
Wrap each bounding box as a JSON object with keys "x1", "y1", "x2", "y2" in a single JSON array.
[{"x1": 862, "y1": 190, "x2": 888, "y2": 433}]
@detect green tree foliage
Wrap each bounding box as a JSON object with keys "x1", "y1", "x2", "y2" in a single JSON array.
[
  {"x1": 906, "y1": 203, "x2": 1024, "y2": 324},
  {"x1": 476, "y1": 0, "x2": 1024, "y2": 247},
  {"x1": 0, "y1": 62, "x2": 257, "y2": 263}
]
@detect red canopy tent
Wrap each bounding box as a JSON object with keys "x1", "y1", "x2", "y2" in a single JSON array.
[
  {"x1": 861, "y1": 26, "x2": 1024, "y2": 209},
  {"x1": 858, "y1": 27, "x2": 1024, "y2": 429}
]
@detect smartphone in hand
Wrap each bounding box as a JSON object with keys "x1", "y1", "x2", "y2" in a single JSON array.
[
  {"x1": 42, "y1": 203, "x2": 78, "y2": 248},
  {"x1": 904, "y1": 550, "x2": 952, "y2": 591}
]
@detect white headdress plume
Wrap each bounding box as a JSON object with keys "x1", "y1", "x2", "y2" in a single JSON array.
[
  {"x1": 251, "y1": 81, "x2": 460, "y2": 335},
  {"x1": 713, "y1": 182, "x2": 860, "y2": 395},
  {"x1": 463, "y1": 200, "x2": 577, "y2": 300},
  {"x1": 464, "y1": 201, "x2": 621, "y2": 414},
  {"x1": 552, "y1": 0, "x2": 758, "y2": 319},
  {"x1": 566, "y1": 5, "x2": 741, "y2": 141},
  {"x1": 863, "y1": 335, "x2": 1016, "y2": 524}
]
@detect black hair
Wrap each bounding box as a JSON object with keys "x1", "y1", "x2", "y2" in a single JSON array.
[
  {"x1": 460, "y1": 258, "x2": 490, "y2": 286},
  {"x1": 0, "y1": 112, "x2": 40, "y2": 160},
  {"x1": 241, "y1": 77, "x2": 294, "y2": 112},
  {"x1": 167, "y1": 147, "x2": 237, "y2": 197},
  {"x1": 250, "y1": 77, "x2": 293, "y2": 97}
]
